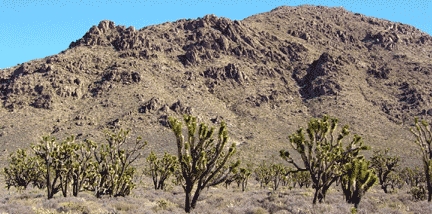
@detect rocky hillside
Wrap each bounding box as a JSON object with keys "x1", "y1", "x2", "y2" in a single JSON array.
[{"x1": 1, "y1": 5, "x2": 431, "y2": 165}]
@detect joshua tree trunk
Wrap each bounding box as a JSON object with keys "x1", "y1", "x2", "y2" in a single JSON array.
[
  {"x1": 426, "y1": 164, "x2": 432, "y2": 202},
  {"x1": 191, "y1": 186, "x2": 203, "y2": 210},
  {"x1": 184, "y1": 188, "x2": 192, "y2": 213}
]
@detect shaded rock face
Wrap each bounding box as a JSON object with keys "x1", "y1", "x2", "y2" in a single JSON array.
[
  {"x1": 363, "y1": 31, "x2": 400, "y2": 50},
  {"x1": 170, "y1": 100, "x2": 192, "y2": 115},
  {"x1": 298, "y1": 53, "x2": 343, "y2": 99},
  {"x1": 278, "y1": 41, "x2": 308, "y2": 62},
  {"x1": 32, "y1": 94, "x2": 53, "y2": 109},
  {"x1": 139, "y1": 97, "x2": 165, "y2": 114},
  {"x1": 203, "y1": 63, "x2": 247, "y2": 83},
  {"x1": 367, "y1": 64, "x2": 391, "y2": 79}
]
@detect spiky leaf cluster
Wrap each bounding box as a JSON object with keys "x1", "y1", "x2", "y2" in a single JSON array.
[{"x1": 341, "y1": 158, "x2": 377, "y2": 208}]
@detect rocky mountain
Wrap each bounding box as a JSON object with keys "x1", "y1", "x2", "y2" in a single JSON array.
[{"x1": 1, "y1": 5, "x2": 431, "y2": 165}]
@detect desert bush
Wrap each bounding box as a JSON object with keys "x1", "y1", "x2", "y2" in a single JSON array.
[
  {"x1": 168, "y1": 114, "x2": 238, "y2": 213},
  {"x1": 152, "y1": 198, "x2": 177, "y2": 212},
  {"x1": 280, "y1": 115, "x2": 369, "y2": 204}
]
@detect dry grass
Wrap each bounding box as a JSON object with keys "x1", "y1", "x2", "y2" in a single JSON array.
[{"x1": 0, "y1": 175, "x2": 431, "y2": 214}]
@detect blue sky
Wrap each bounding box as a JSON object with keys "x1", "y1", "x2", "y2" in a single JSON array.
[{"x1": 1, "y1": 0, "x2": 430, "y2": 69}]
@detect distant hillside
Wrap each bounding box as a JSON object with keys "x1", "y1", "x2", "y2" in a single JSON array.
[{"x1": 1, "y1": 5, "x2": 431, "y2": 166}]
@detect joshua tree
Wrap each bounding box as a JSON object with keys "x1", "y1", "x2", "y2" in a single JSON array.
[
  {"x1": 146, "y1": 151, "x2": 178, "y2": 190},
  {"x1": 32, "y1": 135, "x2": 75, "y2": 199},
  {"x1": 410, "y1": 117, "x2": 432, "y2": 201},
  {"x1": 254, "y1": 160, "x2": 272, "y2": 188},
  {"x1": 225, "y1": 163, "x2": 252, "y2": 191},
  {"x1": 70, "y1": 139, "x2": 97, "y2": 196},
  {"x1": 280, "y1": 115, "x2": 369, "y2": 204},
  {"x1": 269, "y1": 163, "x2": 289, "y2": 191},
  {"x1": 291, "y1": 171, "x2": 312, "y2": 188},
  {"x1": 86, "y1": 129, "x2": 147, "y2": 197},
  {"x1": 370, "y1": 149, "x2": 400, "y2": 193},
  {"x1": 400, "y1": 166, "x2": 425, "y2": 188},
  {"x1": 169, "y1": 115, "x2": 238, "y2": 213},
  {"x1": 341, "y1": 158, "x2": 377, "y2": 208},
  {"x1": 235, "y1": 166, "x2": 252, "y2": 191},
  {"x1": 4, "y1": 129, "x2": 145, "y2": 199},
  {"x1": 3, "y1": 149, "x2": 43, "y2": 191}
]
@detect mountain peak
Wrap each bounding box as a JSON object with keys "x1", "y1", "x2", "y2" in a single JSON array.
[{"x1": 1, "y1": 5, "x2": 431, "y2": 164}]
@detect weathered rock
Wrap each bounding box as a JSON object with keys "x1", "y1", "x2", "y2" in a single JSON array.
[
  {"x1": 139, "y1": 97, "x2": 165, "y2": 114},
  {"x1": 170, "y1": 100, "x2": 192, "y2": 114},
  {"x1": 32, "y1": 94, "x2": 53, "y2": 109},
  {"x1": 300, "y1": 52, "x2": 342, "y2": 98},
  {"x1": 203, "y1": 63, "x2": 247, "y2": 83},
  {"x1": 367, "y1": 64, "x2": 392, "y2": 79}
]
